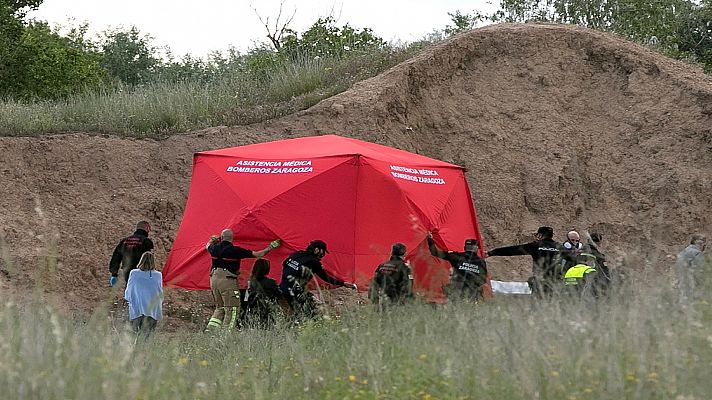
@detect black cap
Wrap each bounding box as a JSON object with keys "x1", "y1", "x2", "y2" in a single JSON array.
[
  {"x1": 464, "y1": 238, "x2": 479, "y2": 247},
  {"x1": 308, "y1": 240, "x2": 329, "y2": 253},
  {"x1": 391, "y1": 243, "x2": 407, "y2": 257},
  {"x1": 537, "y1": 226, "x2": 554, "y2": 237}
]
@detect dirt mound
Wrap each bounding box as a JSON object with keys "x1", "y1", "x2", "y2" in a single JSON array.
[{"x1": 1, "y1": 23, "x2": 711, "y2": 328}]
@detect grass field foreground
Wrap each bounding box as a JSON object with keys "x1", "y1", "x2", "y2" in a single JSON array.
[{"x1": 1, "y1": 270, "x2": 711, "y2": 400}]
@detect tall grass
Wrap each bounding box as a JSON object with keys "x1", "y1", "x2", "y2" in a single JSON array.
[
  {"x1": 2, "y1": 270, "x2": 711, "y2": 399},
  {"x1": 0, "y1": 46, "x2": 426, "y2": 138}
]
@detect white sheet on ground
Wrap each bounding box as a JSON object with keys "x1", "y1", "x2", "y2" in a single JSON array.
[{"x1": 491, "y1": 280, "x2": 531, "y2": 295}]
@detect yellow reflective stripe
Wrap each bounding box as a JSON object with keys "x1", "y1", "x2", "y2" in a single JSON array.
[
  {"x1": 207, "y1": 317, "x2": 222, "y2": 327},
  {"x1": 228, "y1": 307, "x2": 238, "y2": 329},
  {"x1": 564, "y1": 265, "x2": 596, "y2": 279}
]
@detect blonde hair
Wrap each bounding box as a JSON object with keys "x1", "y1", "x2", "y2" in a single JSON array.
[{"x1": 137, "y1": 252, "x2": 156, "y2": 272}]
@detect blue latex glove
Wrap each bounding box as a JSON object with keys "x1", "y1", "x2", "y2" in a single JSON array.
[{"x1": 109, "y1": 276, "x2": 118, "y2": 287}]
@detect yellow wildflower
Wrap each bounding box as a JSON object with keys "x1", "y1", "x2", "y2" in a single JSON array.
[{"x1": 349, "y1": 375, "x2": 357, "y2": 383}]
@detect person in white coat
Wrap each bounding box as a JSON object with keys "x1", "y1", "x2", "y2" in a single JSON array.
[{"x1": 124, "y1": 251, "x2": 163, "y2": 339}]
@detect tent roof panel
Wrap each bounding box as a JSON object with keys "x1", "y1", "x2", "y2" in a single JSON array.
[{"x1": 198, "y1": 134, "x2": 463, "y2": 169}]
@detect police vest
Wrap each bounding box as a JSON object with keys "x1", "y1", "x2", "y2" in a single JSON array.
[{"x1": 564, "y1": 264, "x2": 596, "y2": 285}]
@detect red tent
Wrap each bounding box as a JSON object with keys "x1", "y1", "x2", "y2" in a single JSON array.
[{"x1": 162, "y1": 135, "x2": 488, "y2": 299}]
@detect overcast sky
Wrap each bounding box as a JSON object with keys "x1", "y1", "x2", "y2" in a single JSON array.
[{"x1": 29, "y1": 0, "x2": 497, "y2": 58}]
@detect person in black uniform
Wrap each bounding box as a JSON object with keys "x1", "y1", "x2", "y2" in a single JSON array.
[
  {"x1": 369, "y1": 243, "x2": 414, "y2": 309},
  {"x1": 109, "y1": 220, "x2": 154, "y2": 287},
  {"x1": 280, "y1": 240, "x2": 357, "y2": 320},
  {"x1": 427, "y1": 233, "x2": 487, "y2": 303},
  {"x1": 486, "y1": 226, "x2": 563, "y2": 297},
  {"x1": 205, "y1": 229, "x2": 280, "y2": 331},
  {"x1": 585, "y1": 232, "x2": 611, "y2": 295},
  {"x1": 243, "y1": 258, "x2": 284, "y2": 329}
]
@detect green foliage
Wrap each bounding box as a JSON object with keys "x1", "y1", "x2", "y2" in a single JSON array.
[
  {"x1": 488, "y1": 0, "x2": 712, "y2": 71},
  {"x1": 2, "y1": 274, "x2": 712, "y2": 399},
  {"x1": 3, "y1": 21, "x2": 105, "y2": 101},
  {"x1": 280, "y1": 17, "x2": 387, "y2": 60},
  {"x1": 0, "y1": 44, "x2": 425, "y2": 137},
  {"x1": 99, "y1": 26, "x2": 160, "y2": 86},
  {"x1": 444, "y1": 10, "x2": 485, "y2": 37}
]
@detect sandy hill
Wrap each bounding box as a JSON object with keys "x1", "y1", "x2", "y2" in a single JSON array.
[{"x1": 1, "y1": 23, "x2": 711, "y2": 328}]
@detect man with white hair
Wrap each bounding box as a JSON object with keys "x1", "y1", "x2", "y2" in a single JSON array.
[
  {"x1": 205, "y1": 229, "x2": 280, "y2": 331},
  {"x1": 676, "y1": 234, "x2": 707, "y2": 304}
]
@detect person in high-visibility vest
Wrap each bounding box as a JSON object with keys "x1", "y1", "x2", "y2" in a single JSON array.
[{"x1": 563, "y1": 253, "x2": 598, "y2": 297}]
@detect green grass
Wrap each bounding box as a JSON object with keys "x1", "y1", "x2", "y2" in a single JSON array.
[
  {"x1": 2, "y1": 272, "x2": 711, "y2": 399},
  {"x1": 0, "y1": 46, "x2": 427, "y2": 138}
]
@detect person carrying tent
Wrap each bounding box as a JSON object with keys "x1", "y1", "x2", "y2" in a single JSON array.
[
  {"x1": 563, "y1": 253, "x2": 598, "y2": 298},
  {"x1": 427, "y1": 233, "x2": 487, "y2": 303},
  {"x1": 280, "y1": 240, "x2": 357, "y2": 321},
  {"x1": 368, "y1": 243, "x2": 414, "y2": 309},
  {"x1": 205, "y1": 229, "x2": 280, "y2": 331},
  {"x1": 109, "y1": 220, "x2": 154, "y2": 287},
  {"x1": 486, "y1": 226, "x2": 563, "y2": 297},
  {"x1": 242, "y1": 258, "x2": 285, "y2": 329}
]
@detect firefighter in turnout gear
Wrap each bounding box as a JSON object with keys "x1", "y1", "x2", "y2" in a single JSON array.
[
  {"x1": 486, "y1": 226, "x2": 563, "y2": 297},
  {"x1": 204, "y1": 229, "x2": 280, "y2": 331},
  {"x1": 427, "y1": 233, "x2": 487, "y2": 303},
  {"x1": 109, "y1": 221, "x2": 154, "y2": 287},
  {"x1": 280, "y1": 240, "x2": 357, "y2": 321},
  {"x1": 368, "y1": 243, "x2": 414, "y2": 309}
]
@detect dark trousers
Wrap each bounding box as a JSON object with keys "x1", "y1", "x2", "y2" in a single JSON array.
[{"x1": 130, "y1": 315, "x2": 158, "y2": 340}]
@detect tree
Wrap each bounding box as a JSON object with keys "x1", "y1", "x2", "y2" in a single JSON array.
[
  {"x1": 279, "y1": 16, "x2": 386, "y2": 60},
  {"x1": 488, "y1": 0, "x2": 712, "y2": 71},
  {"x1": 0, "y1": 0, "x2": 44, "y2": 98},
  {"x1": 252, "y1": 0, "x2": 296, "y2": 51},
  {"x1": 6, "y1": 21, "x2": 105, "y2": 100},
  {"x1": 99, "y1": 26, "x2": 160, "y2": 86},
  {"x1": 444, "y1": 10, "x2": 484, "y2": 37}
]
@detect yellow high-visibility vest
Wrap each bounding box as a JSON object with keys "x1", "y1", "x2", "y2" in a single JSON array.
[{"x1": 564, "y1": 264, "x2": 597, "y2": 285}]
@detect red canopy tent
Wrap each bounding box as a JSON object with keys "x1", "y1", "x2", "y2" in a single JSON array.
[{"x1": 162, "y1": 134, "x2": 488, "y2": 299}]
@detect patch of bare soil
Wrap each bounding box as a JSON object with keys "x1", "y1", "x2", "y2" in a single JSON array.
[{"x1": 1, "y1": 23, "x2": 711, "y2": 330}]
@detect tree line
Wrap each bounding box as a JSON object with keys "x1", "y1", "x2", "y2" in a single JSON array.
[
  {"x1": 1, "y1": 0, "x2": 711, "y2": 103},
  {"x1": 0, "y1": 1, "x2": 388, "y2": 101}
]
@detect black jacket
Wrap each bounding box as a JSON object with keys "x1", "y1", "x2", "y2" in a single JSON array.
[
  {"x1": 280, "y1": 250, "x2": 344, "y2": 293},
  {"x1": 207, "y1": 241, "x2": 254, "y2": 275},
  {"x1": 109, "y1": 229, "x2": 154, "y2": 277},
  {"x1": 488, "y1": 238, "x2": 563, "y2": 280},
  {"x1": 427, "y1": 237, "x2": 487, "y2": 287},
  {"x1": 371, "y1": 256, "x2": 413, "y2": 302}
]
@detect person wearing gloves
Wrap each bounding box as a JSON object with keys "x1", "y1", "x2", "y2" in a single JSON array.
[
  {"x1": 204, "y1": 229, "x2": 280, "y2": 331},
  {"x1": 124, "y1": 251, "x2": 163, "y2": 340},
  {"x1": 109, "y1": 221, "x2": 154, "y2": 287},
  {"x1": 280, "y1": 240, "x2": 357, "y2": 321}
]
